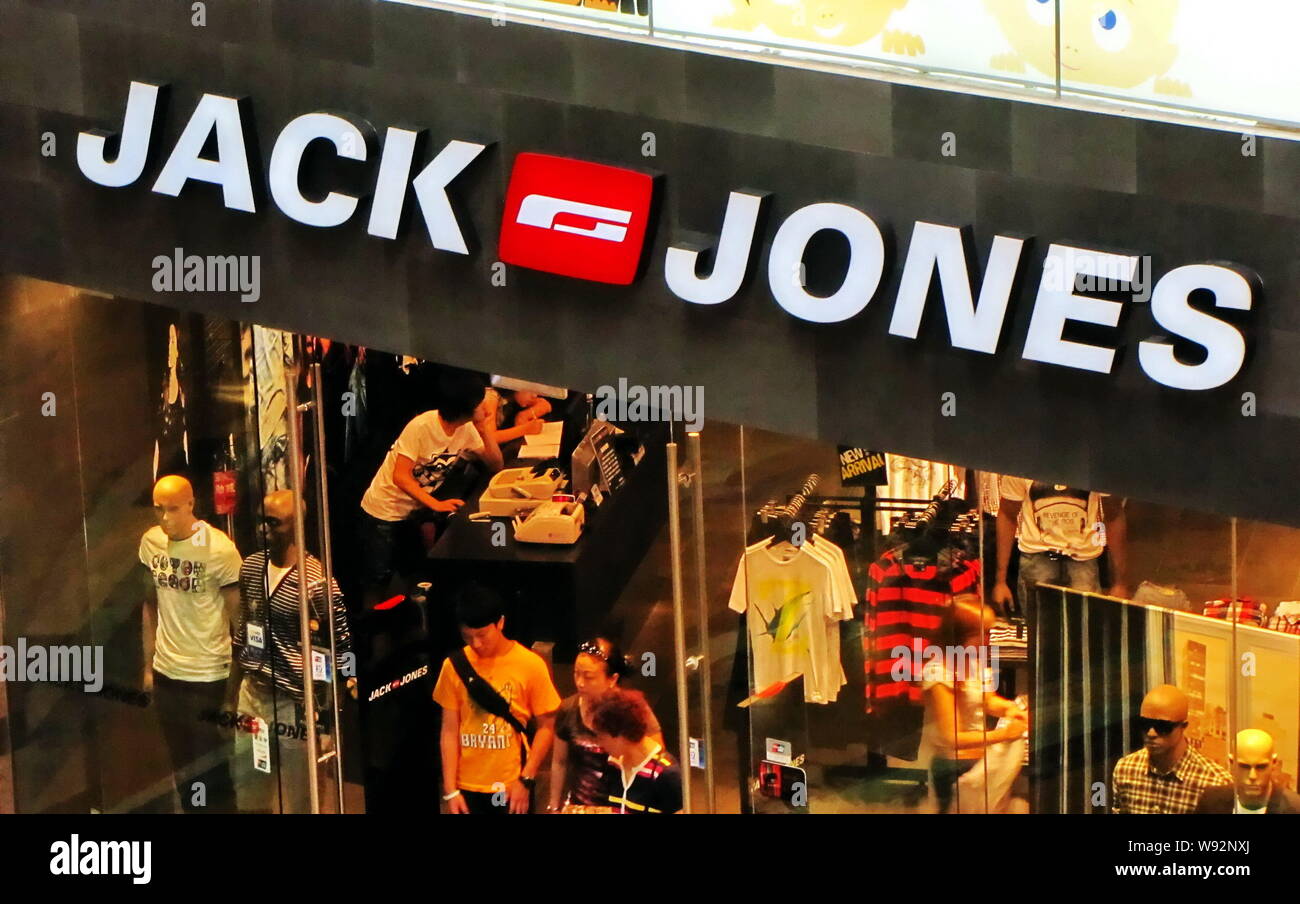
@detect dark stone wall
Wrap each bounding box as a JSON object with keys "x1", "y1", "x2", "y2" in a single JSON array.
[{"x1": 2, "y1": 0, "x2": 1299, "y2": 526}]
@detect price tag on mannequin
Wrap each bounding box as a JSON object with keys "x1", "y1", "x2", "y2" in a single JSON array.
[
  {"x1": 245, "y1": 623, "x2": 265, "y2": 666},
  {"x1": 252, "y1": 718, "x2": 271, "y2": 774},
  {"x1": 311, "y1": 646, "x2": 332, "y2": 682}
]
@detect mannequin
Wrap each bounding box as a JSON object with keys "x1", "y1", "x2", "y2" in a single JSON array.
[
  {"x1": 230, "y1": 489, "x2": 354, "y2": 813},
  {"x1": 1197, "y1": 729, "x2": 1300, "y2": 814},
  {"x1": 1111, "y1": 684, "x2": 1232, "y2": 814},
  {"x1": 140, "y1": 475, "x2": 242, "y2": 813}
]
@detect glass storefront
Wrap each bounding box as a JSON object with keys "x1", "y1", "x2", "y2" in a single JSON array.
[{"x1": 4, "y1": 274, "x2": 1296, "y2": 815}]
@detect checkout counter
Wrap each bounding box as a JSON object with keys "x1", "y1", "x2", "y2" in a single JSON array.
[
  {"x1": 423, "y1": 418, "x2": 669, "y2": 661},
  {"x1": 357, "y1": 408, "x2": 668, "y2": 812}
]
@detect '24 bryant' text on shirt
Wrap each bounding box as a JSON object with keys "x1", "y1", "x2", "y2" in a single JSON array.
[
  {"x1": 360, "y1": 410, "x2": 485, "y2": 522},
  {"x1": 234, "y1": 550, "x2": 353, "y2": 699},
  {"x1": 139, "y1": 521, "x2": 242, "y2": 682},
  {"x1": 432, "y1": 641, "x2": 562, "y2": 793}
]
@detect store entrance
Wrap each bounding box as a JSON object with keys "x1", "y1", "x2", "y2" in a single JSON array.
[
  {"x1": 0, "y1": 283, "x2": 355, "y2": 813},
  {"x1": 296, "y1": 343, "x2": 675, "y2": 813}
]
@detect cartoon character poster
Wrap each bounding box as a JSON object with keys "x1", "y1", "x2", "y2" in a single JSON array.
[
  {"x1": 986, "y1": 0, "x2": 1188, "y2": 96},
  {"x1": 534, "y1": 0, "x2": 649, "y2": 17},
  {"x1": 652, "y1": 0, "x2": 1300, "y2": 126},
  {"x1": 658, "y1": 0, "x2": 922, "y2": 57}
]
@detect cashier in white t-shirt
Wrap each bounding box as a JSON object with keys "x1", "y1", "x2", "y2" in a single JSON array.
[
  {"x1": 992, "y1": 476, "x2": 1128, "y2": 613},
  {"x1": 358, "y1": 371, "x2": 503, "y2": 608}
]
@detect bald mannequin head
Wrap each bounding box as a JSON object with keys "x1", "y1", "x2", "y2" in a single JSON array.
[
  {"x1": 264, "y1": 489, "x2": 297, "y2": 522},
  {"x1": 1230, "y1": 729, "x2": 1278, "y2": 809},
  {"x1": 1140, "y1": 685, "x2": 1189, "y2": 721},
  {"x1": 260, "y1": 489, "x2": 302, "y2": 561},
  {"x1": 152, "y1": 475, "x2": 196, "y2": 541},
  {"x1": 1138, "y1": 685, "x2": 1190, "y2": 766}
]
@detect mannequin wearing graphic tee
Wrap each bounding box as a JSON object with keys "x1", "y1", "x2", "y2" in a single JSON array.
[
  {"x1": 230, "y1": 490, "x2": 356, "y2": 813},
  {"x1": 1196, "y1": 729, "x2": 1300, "y2": 814},
  {"x1": 140, "y1": 475, "x2": 241, "y2": 813},
  {"x1": 992, "y1": 477, "x2": 1128, "y2": 614}
]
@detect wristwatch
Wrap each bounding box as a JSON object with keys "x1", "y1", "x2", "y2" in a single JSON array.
[{"x1": 519, "y1": 776, "x2": 536, "y2": 791}]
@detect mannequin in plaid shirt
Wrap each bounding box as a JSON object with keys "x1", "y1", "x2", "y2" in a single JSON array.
[{"x1": 1111, "y1": 685, "x2": 1231, "y2": 814}]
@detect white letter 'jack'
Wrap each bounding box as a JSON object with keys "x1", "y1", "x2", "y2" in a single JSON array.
[
  {"x1": 368, "y1": 132, "x2": 487, "y2": 254},
  {"x1": 270, "y1": 113, "x2": 369, "y2": 228},
  {"x1": 414, "y1": 139, "x2": 488, "y2": 254},
  {"x1": 76, "y1": 81, "x2": 162, "y2": 188},
  {"x1": 152, "y1": 92, "x2": 256, "y2": 212}
]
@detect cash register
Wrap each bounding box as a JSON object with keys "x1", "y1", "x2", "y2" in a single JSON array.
[
  {"x1": 476, "y1": 400, "x2": 645, "y2": 545},
  {"x1": 478, "y1": 466, "x2": 565, "y2": 517}
]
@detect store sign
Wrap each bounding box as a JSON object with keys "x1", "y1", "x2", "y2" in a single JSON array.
[
  {"x1": 839, "y1": 447, "x2": 887, "y2": 487},
  {"x1": 498, "y1": 152, "x2": 655, "y2": 285},
  {"x1": 76, "y1": 80, "x2": 1259, "y2": 392},
  {"x1": 76, "y1": 81, "x2": 489, "y2": 254}
]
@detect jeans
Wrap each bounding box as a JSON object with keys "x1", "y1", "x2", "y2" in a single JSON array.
[
  {"x1": 460, "y1": 789, "x2": 510, "y2": 815},
  {"x1": 1017, "y1": 551, "x2": 1100, "y2": 615},
  {"x1": 232, "y1": 676, "x2": 331, "y2": 814},
  {"x1": 152, "y1": 671, "x2": 236, "y2": 813}
]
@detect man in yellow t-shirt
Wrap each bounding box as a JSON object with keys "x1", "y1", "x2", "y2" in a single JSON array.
[{"x1": 433, "y1": 585, "x2": 560, "y2": 814}]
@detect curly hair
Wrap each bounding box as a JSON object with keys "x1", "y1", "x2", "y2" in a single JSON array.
[{"x1": 589, "y1": 688, "x2": 653, "y2": 743}]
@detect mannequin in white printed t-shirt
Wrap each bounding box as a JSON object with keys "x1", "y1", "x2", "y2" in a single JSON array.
[
  {"x1": 140, "y1": 474, "x2": 242, "y2": 812},
  {"x1": 992, "y1": 476, "x2": 1129, "y2": 616}
]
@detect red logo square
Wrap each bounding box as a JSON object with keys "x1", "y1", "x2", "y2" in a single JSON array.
[{"x1": 498, "y1": 153, "x2": 654, "y2": 285}]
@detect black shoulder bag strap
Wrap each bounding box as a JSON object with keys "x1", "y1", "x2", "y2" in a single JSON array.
[{"x1": 449, "y1": 648, "x2": 531, "y2": 765}]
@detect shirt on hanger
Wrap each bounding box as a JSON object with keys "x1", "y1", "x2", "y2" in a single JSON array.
[
  {"x1": 876, "y1": 456, "x2": 966, "y2": 535},
  {"x1": 804, "y1": 536, "x2": 856, "y2": 692},
  {"x1": 729, "y1": 540, "x2": 854, "y2": 704},
  {"x1": 864, "y1": 547, "x2": 981, "y2": 708}
]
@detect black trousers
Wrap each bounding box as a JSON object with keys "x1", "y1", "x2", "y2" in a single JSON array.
[
  {"x1": 153, "y1": 671, "x2": 236, "y2": 813},
  {"x1": 931, "y1": 756, "x2": 978, "y2": 814},
  {"x1": 358, "y1": 510, "x2": 447, "y2": 607}
]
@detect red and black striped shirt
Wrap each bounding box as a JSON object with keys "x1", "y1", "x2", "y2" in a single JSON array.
[{"x1": 864, "y1": 548, "x2": 980, "y2": 707}]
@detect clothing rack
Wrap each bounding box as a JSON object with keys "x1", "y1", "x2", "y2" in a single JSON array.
[
  {"x1": 752, "y1": 474, "x2": 821, "y2": 543},
  {"x1": 914, "y1": 479, "x2": 957, "y2": 527},
  {"x1": 755, "y1": 473, "x2": 819, "y2": 520}
]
